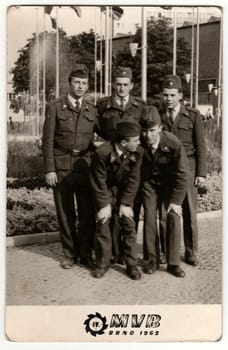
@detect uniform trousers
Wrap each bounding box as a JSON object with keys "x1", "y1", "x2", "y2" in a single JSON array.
[
  {"x1": 53, "y1": 167, "x2": 95, "y2": 260},
  {"x1": 142, "y1": 181, "x2": 182, "y2": 266},
  {"x1": 159, "y1": 168, "x2": 198, "y2": 257},
  {"x1": 95, "y1": 204, "x2": 138, "y2": 269}
]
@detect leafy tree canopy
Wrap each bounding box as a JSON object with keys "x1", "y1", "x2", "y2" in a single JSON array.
[{"x1": 11, "y1": 16, "x2": 191, "y2": 102}]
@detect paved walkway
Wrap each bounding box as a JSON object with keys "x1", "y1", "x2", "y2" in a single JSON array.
[{"x1": 6, "y1": 213, "x2": 222, "y2": 305}]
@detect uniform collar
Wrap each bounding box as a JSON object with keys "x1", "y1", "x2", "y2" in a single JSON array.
[
  {"x1": 105, "y1": 95, "x2": 139, "y2": 109},
  {"x1": 67, "y1": 93, "x2": 83, "y2": 108},
  {"x1": 60, "y1": 94, "x2": 90, "y2": 112},
  {"x1": 114, "y1": 95, "x2": 130, "y2": 106},
  {"x1": 151, "y1": 135, "x2": 160, "y2": 151},
  {"x1": 110, "y1": 143, "x2": 137, "y2": 163}
]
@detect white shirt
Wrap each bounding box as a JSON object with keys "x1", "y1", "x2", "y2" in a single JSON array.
[
  {"x1": 115, "y1": 144, "x2": 124, "y2": 157},
  {"x1": 167, "y1": 103, "x2": 181, "y2": 122},
  {"x1": 151, "y1": 135, "x2": 160, "y2": 153},
  {"x1": 115, "y1": 95, "x2": 129, "y2": 108},
  {"x1": 68, "y1": 94, "x2": 82, "y2": 108}
]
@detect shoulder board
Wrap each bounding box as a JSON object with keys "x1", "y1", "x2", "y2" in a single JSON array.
[
  {"x1": 84, "y1": 95, "x2": 96, "y2": 106},
  {"x1": 186, "y1": 106, "x2": 199, "y2": 114},
  {"x1": 97, "y1": 96, "x2": 110, "y2": 104},
  {"x1": 53, "y1": 96, "x2": 64, "y2": 104},
  {"x1": 48, "y1": 96, "x2": 64, "y2": 108},
  {"x1": 134, "y1": 96, "x2": 146, "y2": 104},
  {"x1": 162, "y1": 131, "x2": 181, "y2": 149}
]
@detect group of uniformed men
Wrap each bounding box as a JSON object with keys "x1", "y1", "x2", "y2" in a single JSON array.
[{"x1": 42, "y1": 63, "x2": 206, "y2": 280}]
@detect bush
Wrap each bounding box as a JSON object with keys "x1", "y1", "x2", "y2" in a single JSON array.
[
  {"x1": 6, "y1": 171, "x2": 222, "y2": 236},
  {"x1": 7, "y1": 138, "x2": 44, "y2": 178},
  {"x1": 198, "y1": 171, "x2": 222, "y2": 212},
  {"x1": 206, "y1": 137, "x2": 222, "y2": 175},
  {"x1": 7, "y1": 188, "x2": 58, "y2": 236},
  {"x1": 7, "y1": 176, "x2": 47, "y2": 190}
]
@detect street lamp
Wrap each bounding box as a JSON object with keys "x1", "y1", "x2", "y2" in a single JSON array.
[
  {"x1": 129, "y1": 43, "x2": 140, "y2": 57},
  {"x1": 185, "y1": 73, "x2": 193, "y2": 107}
]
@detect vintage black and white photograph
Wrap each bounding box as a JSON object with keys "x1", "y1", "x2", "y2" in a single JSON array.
[{"x1": 5, "y1": 2, "x2": 222, "y2": 342}]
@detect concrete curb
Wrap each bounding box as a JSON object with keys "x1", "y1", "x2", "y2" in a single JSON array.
[
  {"x1": 6, "y1": 210, "x2": 222, "y2": 248},
  {"x1": 6, "y1": 231, "x2": 60, "y2": 248}
]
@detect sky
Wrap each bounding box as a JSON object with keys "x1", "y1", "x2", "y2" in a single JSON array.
[{"x1": 7, "y1": 5, "x2": 221, "y2": 74}]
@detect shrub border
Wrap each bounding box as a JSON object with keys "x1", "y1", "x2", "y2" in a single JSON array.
[{"x1": 6, "y1": 210, "x2": 222, "y2": 248}]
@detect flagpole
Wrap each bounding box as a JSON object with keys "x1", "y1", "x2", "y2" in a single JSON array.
[
  {"x1": 217, "y1": 14, "x2": 222, "y2": 128},
  {"x1": 141, "y1": 7, "x2": 147, "y2": 102},
  {"x1": 36, "y1": 7, "x2": 40, "y2": 136},
  {"x1": 56, "y1": 7, "x2": 59, "y2": 98},
  {"x1": 100, "y1": 8, "x2": 103, "y2": 96},
  {"x1": 42, "y1": 7, "x2": 46, "y2": 129},
  {"x1": 190, "y1": 8, "x2": 195, "y2": 107},
  {"x1": 94, "y1": 7, "x2": 97, "y2": 104},
  {"x1": 104, "y1": 6, "x2": 109, "y2": 96},
  {"x1": 173, "y1": 7, "x2": 177, "y2": 75},
  {"x1": 109, "y1": 7, "x2": 112, "y2": 96},
  {"x1": 195, "y1": 7, "x2": 199, "y2": 108}
]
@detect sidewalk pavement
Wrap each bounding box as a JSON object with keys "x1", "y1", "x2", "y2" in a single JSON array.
[{"x1": 6, "y1": 211, "x2": 222, "y2": 305}]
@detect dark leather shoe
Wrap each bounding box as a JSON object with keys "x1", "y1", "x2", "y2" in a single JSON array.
[
  {"x1": 93, "y1": 267, "x2": 108, "y2": 278},
  {"x1": 185, "y1": 254, "x2": 198, "y2": 266},
  {"x1": 80, "y1": 257, "x2": 95, "y2": 269},
  {"x1": 126, "y1": 266, "x2": 141, "y2": 280},
  {"x1": 111, "y1": 256, "x2": 126, "y2": 265},
  {"x1": 159, "y1": 254, "x2": 167, "y2": 264},
  {"x1": 143, "y1": 263, "x2": 157, "y2": 274},
  {"x1": 167, "y1": 265, "x2": 185, "y2": 278},
  {"x1": 60, "y1": 258, "x2": 75, "y2": 269}
]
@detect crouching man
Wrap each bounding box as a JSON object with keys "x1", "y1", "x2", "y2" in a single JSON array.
[
  {"x1": 90, "y1": 121, "x2": 143, "y2": 280},
  {"x1": 140, "y1": 106, "x2": 188, "y2": 277}
]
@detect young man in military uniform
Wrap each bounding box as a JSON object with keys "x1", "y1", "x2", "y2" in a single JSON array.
[
  {"x1": 97, "y1": 66, "x2": 145, "y2": 260},
  {"x1": 42, "y1": 64, "x2": 99, "y2": 269},
  {"x1": 140, "y1": 106, "x2": 188, "y2": 277},
  {"x1": 159, "y1": 75, "x2": 207, "y2": 266},
  {"x1": 90, "y1": 121, "x2": 143, "y2": 280},
  {"x1": 97, "y1": 66, "x2": 145, "y2": 141}
]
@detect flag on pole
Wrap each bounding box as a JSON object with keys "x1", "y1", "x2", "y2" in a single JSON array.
[
  {"x1": 100, "y1": 6, "x2": 123, "y2": 20},
  {"x1": 44, "y1": 6, "x2": 53, "y2": 15},
  {"x1": 112, "y1": 6, "x2": 124, "y2": 20},
  {"x1": 50, "y1": 16, "x2": 57, "y2": 29},
  {"x1": 70, "y1": 6, "x2": 82, "y2": 18}
]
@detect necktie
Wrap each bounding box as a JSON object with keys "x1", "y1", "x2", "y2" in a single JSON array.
[
  {"x1": 75, "y1": 99, "x2": 80, "y2": 111},
  {"x1": 120, "y1": 98, "x2": 125, "y2": 111},
  {"x1": 168, "y1": 108, "x2": 175, "y2": 123},
  {"x1": 151, "y1": 146, "x2": 157, "y2": 155}
]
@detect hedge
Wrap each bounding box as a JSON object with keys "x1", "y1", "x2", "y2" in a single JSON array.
[
  {"x1": 7, "y1": 136, "x2": 222, "y2": 179},
  {"x1": 6, "y1": 172, "x2": 222, "y2": 236}
]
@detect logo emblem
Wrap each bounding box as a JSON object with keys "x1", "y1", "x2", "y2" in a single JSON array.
[{"x1": 84, "y1": 312, "x2": 108, "y2": 337}]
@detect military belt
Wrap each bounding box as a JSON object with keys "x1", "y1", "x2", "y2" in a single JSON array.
[{"x1": 55, "y1": 143, "x2": 89, "y2": 157}]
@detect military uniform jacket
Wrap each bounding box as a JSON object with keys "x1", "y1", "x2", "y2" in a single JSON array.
[
  {"x1": 97, "y1": 95, "x2": 145, "y2": 141},
  {"x1": 90, "y1": 142, "x2": 144, "y2": 209},
  {"x1": 141, "y1": 131, "x2": 188, "y2": 205},
  {"x1": 42, "y1": 95, "x2": 99, "y2": 174},
  {"x1": 160, "y1": 104, "x2": 207, "y2": 177}
]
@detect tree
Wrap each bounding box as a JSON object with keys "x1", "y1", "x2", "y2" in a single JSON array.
[
  {"x1": 11, "y1": 35, "x2": 36, "y2": 94},
  {"x1": 113, "y1": 16, "x2": 191, "y2": 102},
  {"x1": 11, "y1": 29, "x2": 96, "y2": 98}
]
